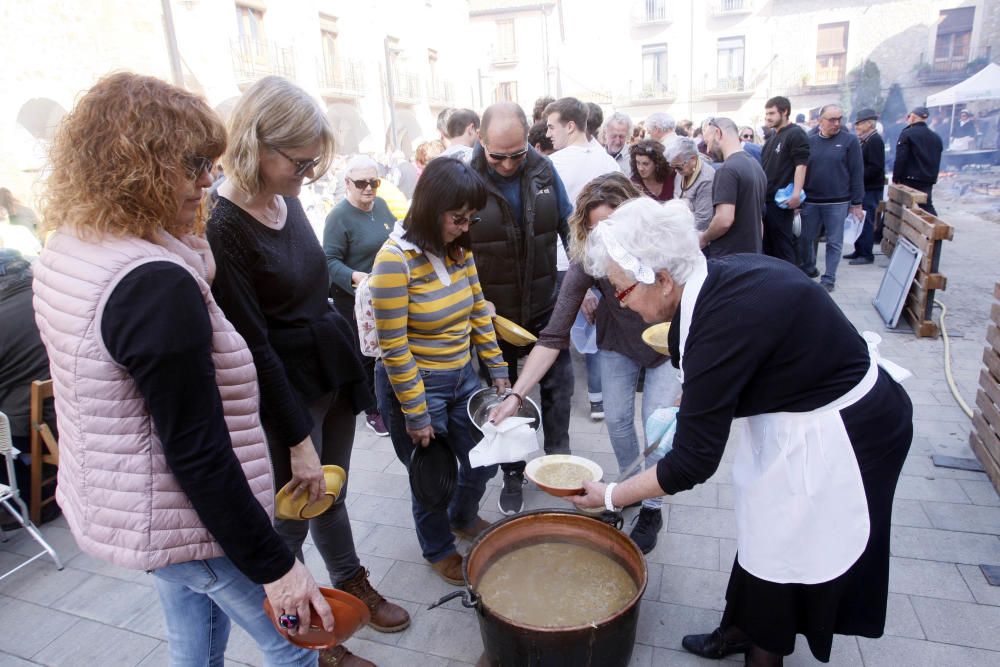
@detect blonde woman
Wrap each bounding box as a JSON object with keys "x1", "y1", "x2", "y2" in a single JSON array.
[
  {"x1": 33, "y1": 72, "x2": 327, "y2": 666},
  {"x1": 207, "y1": 76, "x2": 408, "y2": 666},
  {"x1": 489, "y1": 172, "x2": 681, "y2": 554}
]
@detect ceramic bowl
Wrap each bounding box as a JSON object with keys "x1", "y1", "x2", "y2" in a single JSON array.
[
  {"x1": 641, "y1": 323, "x2": 671, "y2": 356},
  {"x1": 492, "y1": 315, "x2": 537, "y2": 346},
  {"x1": 274, "y1": 465, "x2": 347, "y2": 520},
  {"x1": 263, "y1": 586, "x2": 370, "y2": 650},
  {"x1": 525, "y1": 454, "x2": 604, "y2": 497}
]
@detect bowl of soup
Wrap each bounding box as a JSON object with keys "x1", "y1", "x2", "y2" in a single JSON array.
[{"x1": 525, "y1": 454, "x2": 603, "y2": 497}]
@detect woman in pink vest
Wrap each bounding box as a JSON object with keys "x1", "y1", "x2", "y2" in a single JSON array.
[{"x1": 33, "y1": 73, "x2": 329, "y2": 666}]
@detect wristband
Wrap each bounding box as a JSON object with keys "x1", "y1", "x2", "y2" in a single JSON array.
[
  {"x1": 604, "y1": 482, "x2": 619, "y2": 512},
  {"x1": 503, "y1": 391, "x2": 524, "y2": 411}
]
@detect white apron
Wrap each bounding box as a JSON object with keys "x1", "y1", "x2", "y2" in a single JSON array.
[{"x1": 676, "y1": 260, "x2": 909, "y2": 585}]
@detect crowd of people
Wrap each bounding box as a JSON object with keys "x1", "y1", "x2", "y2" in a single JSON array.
[{"x1": 0, "y1": 70, "x2": 938, "y2": 666}]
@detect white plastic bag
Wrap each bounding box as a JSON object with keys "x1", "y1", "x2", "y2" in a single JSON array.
[
  {"x1": 570, "y1": 309, "x2": 598, "y2": 354},
  {"x1": 792, "y1": 211, "x2": 802, "y2": 238},
  {"x1": 843, "y1": 210, "x2": 865, "y2": 247},
  {"x1": 469, "y1": 417, "x2": 539, "y2": 468}
]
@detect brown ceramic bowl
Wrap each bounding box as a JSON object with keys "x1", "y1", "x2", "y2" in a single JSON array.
[
  {"x1": 525, "y1": 455, "x2": 604, "y2": 497},
  {"x1": 263, "y1": 586, "x2": 370, "y2": 649}
]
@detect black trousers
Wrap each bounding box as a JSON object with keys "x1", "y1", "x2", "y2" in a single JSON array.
[{"x1": 763, "y1": 201, "x2": 797, "y2": 264}]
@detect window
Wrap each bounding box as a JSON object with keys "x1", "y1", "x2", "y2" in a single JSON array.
[
  {"x1": 495, "y1": 81, "x2": 518, "y2": 103},
  {"x1": 717, "y1": 36, "x2": 745, "y2": 89},
  {"x1": 933, "y1": 7, "x2": 974, "y2": 73},
  {"x1": 815, "y1": 22, "x2": 848, "y2": 86},
  {"x1": 644, "y1": 0, "x2": 667, "y2": 21},
  {"x1": 236, "y1": 4, "x2": 266, "y2": 59},
  {"x1": 642, "y1": 43, "x2": 668, "y2": 95},
  {"x1": 496, "y1": 20, "x2": 516, "y2": 60},
  {"x1": 321, "y1": 30, "x2": 337, "y2": 71}
]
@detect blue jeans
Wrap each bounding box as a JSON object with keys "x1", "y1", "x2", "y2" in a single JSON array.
[
  {"x1": 601, "y1": 351, "x2": 682, "y2": 511},
  {"x1": 854, "y1": 189, "x2": 881, "y2": 259},
  {"x1": 153, "y1": 556, "x2": 316, "y2": 667},
  {"x1": 798, "y1": 201, "x2": 849, "y2": 286},
  {"x1": 585, "y1": 351, "x2": 602, "y2": 401},
  {"x1": 375, "y1": 360, "x2": 497, "y2": 563}
]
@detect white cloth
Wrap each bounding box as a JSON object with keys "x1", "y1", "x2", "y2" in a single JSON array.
[
  {"x1": 469, "y1": 417, "x2": 539, "y2": 468},
  {"x1": 676, "y1": 266, "x2": 909, "y2": 584}
]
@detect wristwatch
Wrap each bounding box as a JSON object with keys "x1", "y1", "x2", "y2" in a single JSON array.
[{"x1": 604, "y1": 482, "x2": 619, "y2": 512}]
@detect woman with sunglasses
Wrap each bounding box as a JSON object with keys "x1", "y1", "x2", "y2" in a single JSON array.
[
  {"x1": 629, "y1": 138, "x2": 674, "y2": 202},
  {"x1": 324, "y1": 155, "x2": 396, "y2": 436},
  {"x1": 33, "y1": 72, "x2": 331, "y2": 666},
  {"x1": 489, "y1": 172, "x2": 681, "y2": 554},
  {"x1": 208, "y1": 76, "x2": 409, "y2": 666},
  {"x1": 370, "y1": 157, "x2": 509, "y2": 586}
]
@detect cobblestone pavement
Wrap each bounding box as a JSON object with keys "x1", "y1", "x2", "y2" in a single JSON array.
[{"x1": 1, "y1": 190, "x2": 998, "y2": 666}]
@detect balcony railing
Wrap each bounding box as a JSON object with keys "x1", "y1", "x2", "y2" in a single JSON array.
[
  {"x1": 628, "y1": 80, "x2": 676, "y2": 103},
  {"x1": 394, "y1": 70, "x2": 422, "y2": 103},
  {"x1": 711, "y1": 0, "x2": 753, "y2": 16},
  {"x1": 697, "y1": 76, "x2": 753, "y2": 98},
  {"x1": 489, "y1": 47, "x2": 518, "y2": 66},
  {"x1": 318, "y1": 58, "x2": 366, "y2": 98},
  {"x1": 427, "y1": 80, "x2": 455, "y2": 107},
  {"x1": 917, "y1": 47, "x2": 991, "y2": 84},
  {"x1": 634, "y1": 1, "x2": 671, "y2": 25},
  {"x1": 231, "y1": 37, "x2": 295, "y2": 85}
]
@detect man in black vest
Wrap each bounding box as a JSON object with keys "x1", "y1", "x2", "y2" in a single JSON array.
[
  {"x1": 892, "y1": 106, "x2": 943, "y2": 215},
  {"x1": 469, "y1": 102, "x2": 575, "y2": 515}
]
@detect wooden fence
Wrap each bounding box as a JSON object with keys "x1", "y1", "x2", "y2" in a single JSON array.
[{"x1": 970, "y1": 282, "x2": 1000, "y2": 493}]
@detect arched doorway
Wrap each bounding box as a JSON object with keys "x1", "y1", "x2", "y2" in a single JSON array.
[{"x1": 326, "y1": 102, "x2": 370, "y2": 155}]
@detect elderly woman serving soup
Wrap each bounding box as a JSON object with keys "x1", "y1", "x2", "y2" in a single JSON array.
[{"x1": 570, "y1": 197, "x2": 912, "y2": 667}]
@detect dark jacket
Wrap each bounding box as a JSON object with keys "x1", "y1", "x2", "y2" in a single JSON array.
[
  {"x1": 892, "y1": 122, "x2": 943, "y2": 186},
  {"x1": 859, "y1": 131, "x2": 886, "y2": 192},
  {"x1": 469, "y1": 144, "x2": 567, "y2": 328},
  {"x1": 803, "y1": 127, "x2": 864, "y2": 205}
]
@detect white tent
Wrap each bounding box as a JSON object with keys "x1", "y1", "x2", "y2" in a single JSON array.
[{"x1": 926, "y1": 62, "x2": 1000, "y2": 107}]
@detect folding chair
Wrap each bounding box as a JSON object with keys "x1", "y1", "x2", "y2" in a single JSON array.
[
  {"x1": 30, "y1": 379, "x2": 60, "y2": 524},
  {"x1": 0, "y1": 411, "x2": 63, "y2": 581}
]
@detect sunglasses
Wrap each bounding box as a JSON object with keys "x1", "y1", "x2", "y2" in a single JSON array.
[
  {"x1": 615, "y1": 281, "x2": 640, "y2": 305},
  {"x1": 740, "y1": 134, "x2": 753, "y2": 140},
  {"x1": 349, "y1": 178, "x2": 381, "y2": 190},
  {"x1": 449, "y1": 211, "x2": 481, "y2": 227},
  {"x1": 486, "y1": 147, "x2": 529, "y2": 162},
  {"x1": 185, "y1": 155, "x2": 214, "y2": 178},
  {"x1": 272, "y1": 147, "x2": 321, "y2": 176}
]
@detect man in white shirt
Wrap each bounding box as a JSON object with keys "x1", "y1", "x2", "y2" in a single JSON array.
[{"x1": 439, "y1": 108, "x2": 480, "y2": 162}]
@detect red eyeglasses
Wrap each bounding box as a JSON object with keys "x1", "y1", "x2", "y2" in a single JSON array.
[{"x1": 615, "y1": 281, "x2": 640, "y2": 305}]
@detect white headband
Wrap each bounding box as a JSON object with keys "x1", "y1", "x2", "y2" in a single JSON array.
[{"x1": 601, "y1": 232, "x2": 656, "y2": 284}]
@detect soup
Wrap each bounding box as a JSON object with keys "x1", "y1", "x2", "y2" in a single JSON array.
[
  {"x1": 534, "y1": 461, "x2": 594, "y2": 489},
  {"x1": 476, "y1": 541, "x2": 637, "y2": 627}
]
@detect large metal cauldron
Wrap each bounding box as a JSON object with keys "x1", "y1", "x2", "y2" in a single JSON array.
[{"x1": 444, "y1": 509, "x2": 647, "y2": 667}]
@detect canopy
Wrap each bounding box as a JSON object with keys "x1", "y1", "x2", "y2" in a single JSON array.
[{"x1": 927, "y1": 62, "x2": 1000, "y2": 107}]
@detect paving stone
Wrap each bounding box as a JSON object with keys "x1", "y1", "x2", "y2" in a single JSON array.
[
  {"x1": 891, "y1": 499, "x2": 932, "y2": 528},
  {"x1": 719, "y1": 538, "x2": 737, "y2": 573},
  {"x1": 0, "y1": 558, "x2": 94, "y2": 606},
  {"x1": 786, "y1": 633, "x2": 861, "y2": 665},
  {"x1": 909, "y1": 596, "x2": 1000, "y2": 651},
  {"x1": 32, "y1": 618, "x2": 160, "y2": 666},
  {"x1": 347, "y1": 468, "x2": 412, "y2": 499},
  {"x1": 634, "y1": 600, "x2": 722, "y2": 650},
  {"x1": 717, "y1": 484, "x2": 734, "y2": 509},
  {"x1": 347, "y1": 637, "x2": 452, "y2": 667},
  {"x1": 348, "y1": 493, "x2": 416, "y2": 529},
  {"x1": 627, "y1": 642, "x2": 653, "y2": 666},
  {"x1": 396, "y1": 605, "x2": 483, "y2": 662},
  {"x1": 960, "y1": 479, "x2": 1000, "y2": 507},
  {"x1": 1, "y1": 524, "x2": 81, "y2": 563},
  {"x1": 651, "y1": 647, "x2": 737, "y2": 666},
  {"x1": 888, "y1": 557, "x2": 974, "y2": 602},
  {"x1": 349, "y1": 447, "x2": 396, "y2": 472},
  {"x1": 356, "y1": 524, "x2": 428, "y2": 564},
  {"x1": 351, "y1": 598, "x2": 422, "y2": 646},
  {"x1": 883, "y1": 593, "x2": 926, "y2": 640},
  {"x1": 666, "y1": 505, "x2": 736, "y2": 540},
  {"x1": 375, "y1": 559, "x2": 461, "y2": 605},
  {"x1": 223, "y1": 622, "x2": 262, "y2": 666},
  {"x1": 922, "y1": 501, "x2": 1000, "y2": 534},
  {"x1": 658, "y1": 564, "x2": 729, "y2": 611},
  {"x1": 0, "y1": 595, "x2": 79, "y2": 658},
  {"x1": 121, "y1": 595, "x2": 167, "y2": 640},
  {"x1": 348, "y1": 519, "x2": 377, "y2": 548},
  {"x1": 895, "y1": 475, "x2": 971, "y2": 504},
  {"x1": 664, "y1": 483, "x2": 718, "y2": 508},
  {"x1": 645, "y1": 530, "x2": 720, "y2": 571},
  {"x1": 642, "y1": 561, "x2": 662, "y2": 602},
  {"x1": 52, "y1": 572, "x2": 159, "y2": 627},
  {"x1": 957, "y1": 564, "x2": 1000, "y2": 607},
  {"x1": 890, "y1": 525, "x2": 1000, "y2": 565},
  {"x1": 63, "y1": 551, "x2": 152, "y2": 585},
  {"x1": 135, "y1": 642, "x2": 169, "y2": 666}
]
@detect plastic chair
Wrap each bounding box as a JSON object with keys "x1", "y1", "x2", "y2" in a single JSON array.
[
  {"x1": 30, "y1": 379, "x2": 59, "y2": 524},
  {"x1": 0, "y1": 411, "x2": 63, "y2": 581}
]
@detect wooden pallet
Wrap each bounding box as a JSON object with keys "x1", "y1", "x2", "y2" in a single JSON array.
[
  {"x1": 970, "y1": 282, "x2": 1000, "y2": 493},
  {"x1": 880, "y1": 184, "x2": 954, "y2": 338}
]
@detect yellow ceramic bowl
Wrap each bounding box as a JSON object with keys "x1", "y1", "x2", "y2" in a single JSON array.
[
  {"x1": 492, "y1": 315, "x2": 537, "y2": 346},
  {"x1": 275, "y1": 465, "x2": 347, "y2": 520},
  {"x1": 641, "y1": 323, "x2": 671, "y2": 356}
]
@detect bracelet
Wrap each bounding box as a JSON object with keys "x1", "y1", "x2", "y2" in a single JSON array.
[
  {"x1": 503, "y1": 391, "x2": 524, "y2": 411},
  {"x1": 604, "y1": 482, "x2": 619, "y2": 512}
]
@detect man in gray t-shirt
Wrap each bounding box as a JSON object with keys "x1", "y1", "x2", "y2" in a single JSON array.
[{"x1": 699, "y1": 117, "x2": 766, "y2": 257}]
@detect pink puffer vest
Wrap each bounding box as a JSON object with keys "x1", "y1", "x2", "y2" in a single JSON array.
[{"x1": 32, "y1": 230, "x2": 274, "y2": 571}]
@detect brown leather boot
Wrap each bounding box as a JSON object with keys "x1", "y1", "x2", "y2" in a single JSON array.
[
  {"x1": 318, "y1": 644, "x2": 377, "y2": 667},
  {"x1": 338, "y1": 566, "x2": 410, "y2": 633},
  {"x1": 430, "y1": 552, "x2": 464, "y2": 585}
]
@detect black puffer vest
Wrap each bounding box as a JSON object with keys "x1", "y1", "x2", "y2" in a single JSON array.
[{"x1": 469, "y1": 144, "x2": 562, "y2": 327}]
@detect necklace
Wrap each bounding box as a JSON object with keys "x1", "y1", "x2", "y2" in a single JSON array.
[{"x1": 265, "y1": 197, "x2": 282, "y2": 225}]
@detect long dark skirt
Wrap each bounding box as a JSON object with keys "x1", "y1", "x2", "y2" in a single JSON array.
[{"x1": 721, "y1": 368, "x2": 913, "y2": 662}]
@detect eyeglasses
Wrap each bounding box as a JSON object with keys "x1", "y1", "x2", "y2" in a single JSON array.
[
  {"x1": 185, "y1": 155, "x2": 214, "y2": 178},
  {"x1": 821, "y1": 116, "x2": 843, "y2": 124},
  {"x1": 349, "y1": 178, "x2": 381, "y2": 191},
  {"x1": 486, "y1": 147, "x2": 529, "y2": 162},
  {"x1": 740, "y1": 134, "x2": 753, "y2": 140},
  {"x1": 272, "y1": 147, "x2": 321, "y2": 176},
  {"x1": 449, "y1": 211, "x2": 481, "y2": 228},
  {"x1": 615, "y1": 281, "x2": 640, "y2": 305}
]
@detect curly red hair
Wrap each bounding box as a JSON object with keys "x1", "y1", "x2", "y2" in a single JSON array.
[{"x1": 42, "y1": 72, "x2": 225, "y2": 240}]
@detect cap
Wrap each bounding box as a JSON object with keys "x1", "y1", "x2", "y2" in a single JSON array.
[
  {"x1": 855, "y1": 108, "x2": 878, "y2": 123},
  {"x1": 910, "y1": 106, "x2": 930, "y2": 119},
  {"x1": 960, "y1": 109, "x2": 972, "y2": 116}
]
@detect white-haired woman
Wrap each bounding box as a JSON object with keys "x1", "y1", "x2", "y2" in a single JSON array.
[
  {"x1": 324, "y1": 154, "x2": 396, "y2": 436},
  {"x1": 569, "y1": 197, "x2": 912, "y2": 667},
  {"x1": 667, "y1": 137, "x2": 716, "y2": 232},
  {"x1": 208, "y1": 76, "x2": 409, "y2": 666}
]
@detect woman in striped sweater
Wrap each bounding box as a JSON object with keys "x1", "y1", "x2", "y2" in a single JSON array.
[{"x1": 371, "y1": 158, "x2": 509, "y2": 585}]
